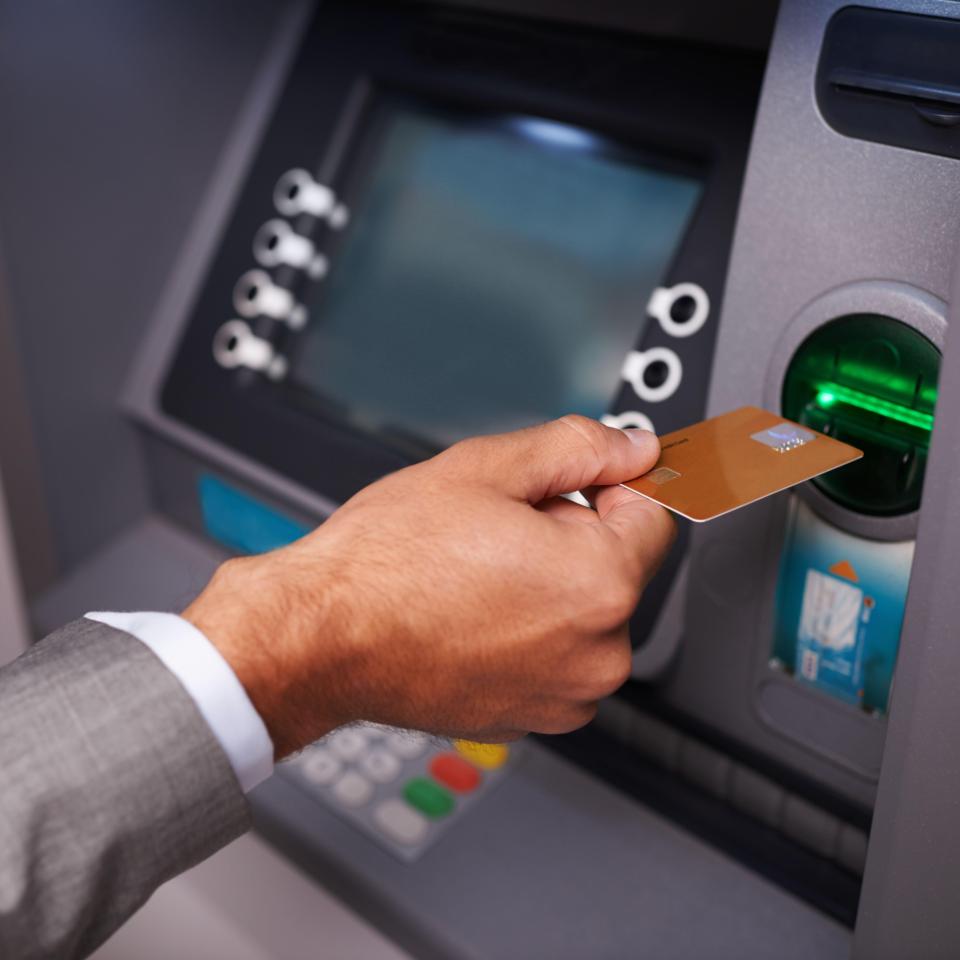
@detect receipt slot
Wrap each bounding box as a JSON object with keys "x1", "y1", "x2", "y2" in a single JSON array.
[{"x1": 771, "y1": 315, "x2": 940, "y2": 713}]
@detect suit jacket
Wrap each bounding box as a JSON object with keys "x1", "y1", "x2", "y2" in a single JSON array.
[{"x1": 0, "y1": 617, "x2": 251, "y2": 959}]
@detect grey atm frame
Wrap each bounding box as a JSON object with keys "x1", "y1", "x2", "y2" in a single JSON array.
[
  {"x1": 853, "y1": 229, "x2": 960, "y2": 959},
  {"x1": 636, "y1": 0, "x2": 960, "y2": 819}
]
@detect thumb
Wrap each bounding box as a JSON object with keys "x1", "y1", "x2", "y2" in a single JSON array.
[
  {"x1": 595, "y1": 484, "x2": 677, "y2": 582},
  {"x1": 469, "y1": 415, "x2": 661, "y2": 503}
]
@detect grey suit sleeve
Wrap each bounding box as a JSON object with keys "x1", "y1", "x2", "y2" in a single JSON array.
[{"x1": 0, "y1": 617, "x2": 252, "y2": 959}]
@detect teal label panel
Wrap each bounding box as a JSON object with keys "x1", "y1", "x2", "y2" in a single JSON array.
[
  {"x1": 198, "y1": 474, "x2": 312, "y2": 555},
  {"x1": 772, "y1": 498, "x2": 914, "y2": 713}
]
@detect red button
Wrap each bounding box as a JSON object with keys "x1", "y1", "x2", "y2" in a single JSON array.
[{"x1": 430, "y1": 753, "x2": 482, "y2": 793}]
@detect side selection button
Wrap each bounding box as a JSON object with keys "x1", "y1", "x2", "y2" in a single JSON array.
[
  {"x1": 212, "y1": 320, "x2": 287, "y2": 380},
  {"x1": 648, "y1": 282, "x2": 710, "y2": 338},
  {"x1": 274, "y1": 168, "x2": 349, "y2": 228},
  {"x1": 621, "y1": 347, "x2": 682, "y2": 404},
  {"x1": 253, "y1": 219, "x2": 328, "y2": 278}
]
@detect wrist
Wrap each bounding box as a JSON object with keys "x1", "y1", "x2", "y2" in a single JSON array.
[{"x1": 183, "y1": 552, "x2": 356, "y2": 758}]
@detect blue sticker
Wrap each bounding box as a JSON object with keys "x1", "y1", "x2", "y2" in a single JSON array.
[
  {"x1": 772, "y1": 498, "x2": 914, "y2": 713},
  {"x1": 198, "y1": 474, "x2": 312, "y2": 555}
]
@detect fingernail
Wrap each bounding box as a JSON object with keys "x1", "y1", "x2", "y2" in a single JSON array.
[{"x1": 624, "y1": 427, "x2": 655, "y2": 445}]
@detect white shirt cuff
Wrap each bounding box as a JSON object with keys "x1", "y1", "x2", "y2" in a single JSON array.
[{"x1": 86, "y1": 610, "x2": 274, "y2": 793}]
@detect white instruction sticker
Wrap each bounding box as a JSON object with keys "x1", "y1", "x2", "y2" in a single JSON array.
[{"x1": 798, "y1": 569, "x2": 862, "y2": 652}]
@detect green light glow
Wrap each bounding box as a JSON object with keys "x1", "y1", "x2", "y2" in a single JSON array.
[{"x1": 814, "y1": 381, "x2": 935, "y2": 431}]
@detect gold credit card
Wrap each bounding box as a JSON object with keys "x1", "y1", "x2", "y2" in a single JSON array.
[{"x1": 622, "y1": 406, "x2": 863, "y2": 522}]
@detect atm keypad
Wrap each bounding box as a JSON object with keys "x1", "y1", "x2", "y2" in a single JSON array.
[{"x1": 279, "y1": 724, "x2": 518, "y2": 861}]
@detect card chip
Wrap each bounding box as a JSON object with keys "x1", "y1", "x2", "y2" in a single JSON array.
[{"x1": 647, "y1": 467, "x2": 681, "y2": 485}]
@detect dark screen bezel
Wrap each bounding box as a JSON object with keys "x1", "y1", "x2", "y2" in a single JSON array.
[
  {"x1": 160, "y1": 1, "x2": 761, "y2": 505},
  {"x1": 275, "y1": 88, "x2": 708, "y2": 461}
]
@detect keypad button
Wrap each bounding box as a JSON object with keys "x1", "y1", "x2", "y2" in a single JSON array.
[
  {"x1": 454, "y1": 740, "x2": 510, "y2": 770},
  {"x1": 403, "y1": 777, "x2": 454, "y2": 819},
  {"x1": 330, "y1": 729, "x2": 368, "y2": 761},
  {"x1": 333, "y1": 771, "x2": 373, "y2": 808},
  {"x1": 361, "y1": 748, "x2": 402, "y2": 784},
  {"x1": 374, "y1": 799, "x2": 429, "y2": 846},
  {"x1": 300, "y1": 748, "x2": 341, "y2": 786},
  {"x1": 385, "y1": 731, "x2": 428, "y2": 759},
  {"x1": 430, "y1": 753, "x2": 482, "y2": 793}
]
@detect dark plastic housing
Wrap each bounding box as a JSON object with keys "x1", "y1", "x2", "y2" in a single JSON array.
[{"x1": 817, "y1": 7, "x2": 960, "y2": 161}]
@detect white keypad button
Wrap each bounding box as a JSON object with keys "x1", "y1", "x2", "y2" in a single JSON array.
[
  {"x1": 385, "y1": 731, "x2": 428, "y2": 759},
  {"x1": 332, "y1": 771, "x2": 373, "y2": 808},
  {"x1": 361, "y1": 748, "x2": 402, "y2": 784},
  {"x1": 374, "y1": 799, "x2": 429, "y2": 846},
  {"x1": 330, "y1": 729, "x2": 369, "y2": 761},
  {"x1": 299, "y1": 748, "x2": 341, "y2": 786}
]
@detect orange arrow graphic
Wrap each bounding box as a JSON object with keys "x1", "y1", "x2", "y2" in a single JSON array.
[{"x1": 829, "y1": 559, "x2": 859, "y2": 583}]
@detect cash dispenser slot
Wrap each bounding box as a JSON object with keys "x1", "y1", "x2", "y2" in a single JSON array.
[{"x1": 817, "y1": 7, "x2": 960, "y2": 159}]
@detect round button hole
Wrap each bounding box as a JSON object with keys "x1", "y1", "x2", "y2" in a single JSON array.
[
  {"x1": 643, "y1": 360, "x2": 670, "y2": 389},
  {"x1": 669, "y1": 294, "x2": 698, "y2": 324},
  {"x1": 245, "y1": 284, "x2": 259, "y2": 302},
  {"x1": 287, "y1": 183, "x2": 299, "y2": 200},
  {"x1": 266, "y1": 233, "x2": 279, "y2": 251}
]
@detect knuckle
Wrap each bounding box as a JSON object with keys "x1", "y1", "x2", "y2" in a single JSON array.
[
  {"x1": 556, "y1": 414, "x2": 609, "y2": 458},
  {"x1": 570, "y1": 702, "x2": 598, "y2": 730},
  {"x1": 596, "y1": 647, "x2": 632, "y2": 694},
  {"x1": 650, "y1": 502, "x2": 678, "y2": 547},
  {"x1": 435, "y1": 435, "x2": 490, "y2": 477},
  {"x1": 553, "y1": 704, "x2": 599, "y2": 734},
  {"x1": 526, "y1": 702, "x2": 596, "y2": 735},
  {"x1": 574, "y1": 647, "x2": 632, "y2": 701},
  {"x1": 591, "y1": 578, "x2": 638, "y2": 627},
  {"x1": 439, "y1": 435, "x2": 477, "y2": 464}
]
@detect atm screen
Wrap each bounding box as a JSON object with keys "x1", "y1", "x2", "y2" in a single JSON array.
[{"x1": 288, "y1": 103, "x2": 703, "y2": 451}]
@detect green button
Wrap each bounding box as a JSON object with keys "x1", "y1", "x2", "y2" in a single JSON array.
[{"x1": 403, "y1": 777, "x2": 454, "y2": 819}]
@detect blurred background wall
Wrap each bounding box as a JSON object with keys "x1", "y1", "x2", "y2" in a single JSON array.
[{"x1": 0, "y1": 1, "x2": 288, "y2": 596}]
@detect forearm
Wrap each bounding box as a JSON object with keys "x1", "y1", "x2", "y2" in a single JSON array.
[{"x1": 0, "y1": 618, "x2": 250, "y2": 960}]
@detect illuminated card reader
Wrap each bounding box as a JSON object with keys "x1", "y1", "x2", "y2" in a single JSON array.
[{"x1": 782, "y1": 314, "x2": 939, "y2": 516}]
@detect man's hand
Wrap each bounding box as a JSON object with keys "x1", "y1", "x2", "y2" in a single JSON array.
[{"x1": 183, "y1": 416, "x2": 675, "y2": 758}]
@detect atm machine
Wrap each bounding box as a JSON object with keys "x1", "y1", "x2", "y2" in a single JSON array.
[{"x1": 8, "y1": 0, "x2": 960, "y2": 957}]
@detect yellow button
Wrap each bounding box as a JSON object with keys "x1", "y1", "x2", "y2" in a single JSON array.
[{"x1": 454, "y1": 740, "x2": 509, "y2": 769}]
